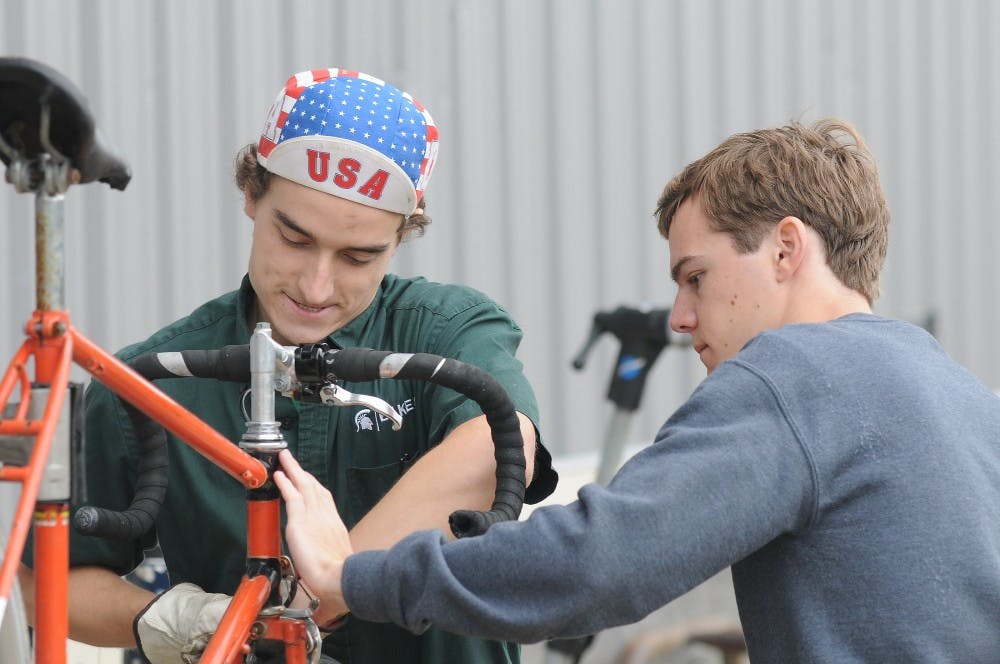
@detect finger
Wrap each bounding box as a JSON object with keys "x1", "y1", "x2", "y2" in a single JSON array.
[
  {"x1": 277, "y1": 451, "x2": 342, "y2": 517},
  {"x1": 279, "y1": 452, "x2": 327, "y2": 498},
  {"x1": 278, "y1": 449, "x2": 304, "y2": 478},
  {"x1": 273, "y1": 470, "x2": 304, "y2": 516},
  {"x1": 277, "y1": 451, "x2": 311, "y2": 493},
  {"x1": 273, "y1": 469, "x2": 292, "y2": 497}
]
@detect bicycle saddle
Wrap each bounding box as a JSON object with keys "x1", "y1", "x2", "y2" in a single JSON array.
[{"x1": 0, "y1": 57, "x2": 131, "y2": 190}]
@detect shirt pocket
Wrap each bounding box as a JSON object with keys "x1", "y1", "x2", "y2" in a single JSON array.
[{"x1": 344, "y1": 452, "x2": 420, "y2": 529}]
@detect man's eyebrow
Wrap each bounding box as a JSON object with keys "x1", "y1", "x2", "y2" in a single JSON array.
[
  {"x1": 274, "y1": 209, "x2": 314, "y2": 240},
  {"x1": 274, "y1": 209, "x2": 392, "y2": 254},
  {"x1": 670, "y1": 255, "x2": 694, "y2": 284},
  {"x1": 347, "y1": 243, "x2": 393, "y2": 255}
]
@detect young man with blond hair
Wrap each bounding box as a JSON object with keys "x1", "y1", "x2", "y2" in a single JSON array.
[{"x1": 278, "y1": 118, "x2": 1000, "y2": 662}]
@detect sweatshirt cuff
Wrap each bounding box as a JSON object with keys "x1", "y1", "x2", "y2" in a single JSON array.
[{"x1": 342, "y1": 549, "x2": 392, "y2": 622}]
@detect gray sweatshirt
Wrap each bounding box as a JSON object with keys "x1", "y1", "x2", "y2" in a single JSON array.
[{"x1": 343, "y1": 315, "x2": 1000, "y2": 662}]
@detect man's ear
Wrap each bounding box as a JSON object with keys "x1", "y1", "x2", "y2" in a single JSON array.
[
  {"x1": 774, "y1": 216, "x2": 808, "y2": 282},
  {"x1": 243, "y1": 188, "x2": 257, "y2": 220}
]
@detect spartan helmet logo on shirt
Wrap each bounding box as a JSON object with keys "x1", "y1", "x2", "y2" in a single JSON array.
[
  {"x1": 354, "y1": 409, "x2": 380, "y2": 432},
  {"x1": 353, "y1": 398, "x2": 416, "y2": 432}
]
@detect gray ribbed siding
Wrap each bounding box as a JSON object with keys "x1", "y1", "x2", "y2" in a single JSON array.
[
  {"x1": 3, "y1": 1, "x2": 999, "y2": 661},
  {"x1": 2, "y1": 0, "x2": 998, "y2": 461}
]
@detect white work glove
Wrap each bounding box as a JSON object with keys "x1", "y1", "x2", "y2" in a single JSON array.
[{"x1": 133, "y1": 582, "x2": 232, "y2": 664}]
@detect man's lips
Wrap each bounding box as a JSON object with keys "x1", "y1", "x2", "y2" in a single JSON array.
[
  {"x1": 694, "y1": 343, "x2": 708, "y2": 355},
  {"x1": 285, "y1": 293, "x2": 331, "y2": 314}
]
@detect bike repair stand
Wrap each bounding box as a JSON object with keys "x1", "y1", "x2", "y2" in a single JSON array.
[{"x1": 544, "y1": 305, "x2": 674, "y2": 664}]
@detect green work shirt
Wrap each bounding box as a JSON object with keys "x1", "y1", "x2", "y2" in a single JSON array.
[{"x1": 31, "y1": 274, "x2": 555, "y2": 663}]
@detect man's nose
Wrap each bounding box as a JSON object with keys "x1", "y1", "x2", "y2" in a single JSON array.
[
  {"x1": 298, "y1": 257, "x2": 335, "y2": 305},
  {"x1": 669, "y1": 296, "x2": 696, "y2": 334}
]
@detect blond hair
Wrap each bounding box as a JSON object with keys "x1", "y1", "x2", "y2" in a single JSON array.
[{"x1": 655, "y1": 119, "x2": 889, "y2": 303}]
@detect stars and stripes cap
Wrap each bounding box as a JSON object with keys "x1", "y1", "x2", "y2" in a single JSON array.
[{"x1": 257, "y1": 68, "x2": 439, "y2": 215}]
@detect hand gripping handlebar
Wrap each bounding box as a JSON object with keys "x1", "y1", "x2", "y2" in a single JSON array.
[{"x1": 74, "y1": 345, "x2": 526, "y2": 540}]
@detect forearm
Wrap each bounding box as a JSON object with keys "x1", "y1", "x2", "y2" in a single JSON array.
[
  {"x1": 342, "y1": 503, "x2": 618, "y2": 642},
  {"x1": 277, "y1": 413, "x2": 538, "y2": 627},
  {"x1": 19, "y1": 563, "x2": 154, "y2": 647},
  {"x1": 342, "y1": 377, "x2": 817, "y2": 641},
  {"x1": 348, "y1": 413, "x2": 536, "y2": 552},
  {"x1": 342, "y1": 483, "x2": 679, "y2": 642}
]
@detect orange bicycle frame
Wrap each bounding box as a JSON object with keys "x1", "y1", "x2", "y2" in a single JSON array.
[
  {"x1": 0, "y1": 57, "x2": 524, "y2": 664},
  {"x1": 0, "y1": 168, "x2": 301, "y2": 664}
]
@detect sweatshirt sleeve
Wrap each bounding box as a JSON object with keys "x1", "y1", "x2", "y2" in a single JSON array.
[{"x1": 342, "y1": 359, "x2": 818, "y2": 642}]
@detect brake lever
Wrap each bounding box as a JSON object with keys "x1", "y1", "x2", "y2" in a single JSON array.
[{"x1": 317, "y1": 384, "x2": 403, "y2": 431}]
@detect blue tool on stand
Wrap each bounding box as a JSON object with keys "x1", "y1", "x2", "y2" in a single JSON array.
[{"x1": 572, "y1": 306, "x2": 675, "y2": 484}]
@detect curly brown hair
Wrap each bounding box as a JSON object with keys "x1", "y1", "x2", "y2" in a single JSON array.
[
  {"x1": 233, "y1": 143, "x2": 431, "y2": 241},
  {"x1": 654, "y1": 119, "x2": 889, "y2": 304}
]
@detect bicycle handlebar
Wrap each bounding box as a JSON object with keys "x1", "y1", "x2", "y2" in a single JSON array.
[
  {"x1": 126, "y1": 345, "x2": 252, "y2": 382},
  {"x1": 74, "y1": 345, "x2": 525, "y2": 540},
  {"x1": 74, "y1": 346, "x2": 260, "y2": 538},
  {"x1": 327, "y1": 348, "x2": 526, "y2": 537},
  {"x1": 71, "y1": 348, "x2": 193, "y2": 539},
  {"x1": 72, "y1": 400, "x2": 168, "y2": 539}
]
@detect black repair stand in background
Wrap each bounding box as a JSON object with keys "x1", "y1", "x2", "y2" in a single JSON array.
[{"x1": 544, "y1": 305, "x2": 676, "y2": 664}]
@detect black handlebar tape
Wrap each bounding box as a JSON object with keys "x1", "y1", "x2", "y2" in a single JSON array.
[
  {"x1": 71, "y1": 346, "x2": 246, "y2": 540},
  {"x1": 127, "y1": 345, "x2": 251, "y2": 382},
  {"x1": 328, "y1": 348, "x2": 526, "y2": 538},
  {"x1": 73, "y1": 400, "x2": 168, "y2": 539},
  {"x1": 78, "y1": 344, "x2": 523, "y2": 540}
]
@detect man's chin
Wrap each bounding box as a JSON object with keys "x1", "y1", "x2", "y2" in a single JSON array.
[{"x1": 270, "y1": 321, "x2": 338, "y2": 346}]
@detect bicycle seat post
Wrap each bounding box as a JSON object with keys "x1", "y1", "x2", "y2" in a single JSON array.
[
  {"x1": 34, "y1": 153, "x2": 72, "y2": 316},
  {"x1": 0, "y1": 107, "x2": 73, "y2": 319}
]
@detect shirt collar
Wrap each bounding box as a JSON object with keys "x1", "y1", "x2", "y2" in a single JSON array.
[
  {"x1": 236, "y1": 275, "x2": 256, "y2": 344},
  {"x1": 328, "y1": 276, "x2": 391, "y2": 349}
]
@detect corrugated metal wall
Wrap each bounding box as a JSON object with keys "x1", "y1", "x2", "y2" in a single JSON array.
[{"x1": 3, "y1": 0, "x2": 999, "y2": 462}]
